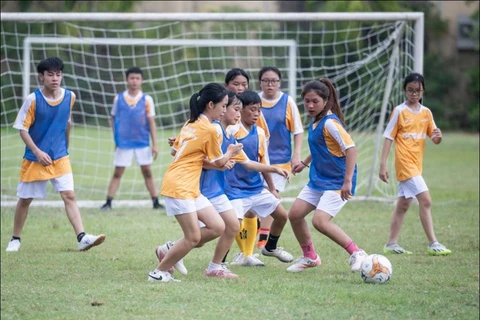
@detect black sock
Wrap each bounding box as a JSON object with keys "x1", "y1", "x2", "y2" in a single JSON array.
[
  {"x1": 106, "y1": 197, "x2": 113, "y2": 205},
  {"x1": 152, "y1": 197, "x2": 159, "y2": 204},
  {"x1": 222, "y1": 250, "x2": 230, "y2": 263},
  {"x1": 265, "y1": 234, "x2": 280, "y2": 252},
  {"x1": 259, "y1": 234, "x2": 268, "y2": 242},
  {"x1": 11, "y1": 236, "x2": 20, "y2": 242},
  {"x1": 77, "y1": 232, "x2": 86, "y2": 242}
]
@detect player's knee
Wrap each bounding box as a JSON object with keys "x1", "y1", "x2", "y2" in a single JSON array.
[
  {"x1": 311, "y1": 216, "x2": 327, "y2": 234},
  {"x1": 212, "y1": 219, "x2": 226, "y2": 237},
  {"x1": 60, "y1": 190, "x2": 76, "y2": 203},
  {"x1": 17, "y1": 198, "x2": 33, "y2": 207},
  {"x1": 141, "y1": 166, "x2": 152, "y2": 178},
  {"x1": 185, "y1": 233, "x2": 202, "y2": 247}
]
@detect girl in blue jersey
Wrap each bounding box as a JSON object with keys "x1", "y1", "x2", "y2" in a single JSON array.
[
  {"x1": 226, "y1": 91, "x2": 294, "y2": 266},
  {"x1": 286, "y1": 79, "x2": 367, "y2": 273}
]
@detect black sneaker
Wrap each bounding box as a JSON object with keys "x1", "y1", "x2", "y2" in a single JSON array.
[
  {"x1": 153, "y1": 201, "x2": 164, "y2": 209},
  {"x1": 100, "y1": 202, "x2": 112, "y2": 210}
]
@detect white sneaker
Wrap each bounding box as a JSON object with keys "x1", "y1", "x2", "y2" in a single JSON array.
[
  {"x1": 148, "y1": 270, "x2": 180, "y2": 282},
  {"x1": 78, "y1": 234, "x2": 106, "y2": 251},
  {"x1": 6, "y1": 239, "x2": 21, "y2": 252},
  {"x1": 242, "y1": 254, "x2": 265, "y2": 266},
  {"x1": 286, "y1": 255, "x2": 321, "y2": 273},
  {"x1": 349, "y1": 250, "x2": 367, "y2": 272},
  {"x1": 261, "y1": 246, "x2": 294, "y2": 263},
  {"x1": 159, "y1": 241, "x2": 188, "y2": 275},
  {"x1": 230, "y1": 252, "x2": 245, "y2": 265}
]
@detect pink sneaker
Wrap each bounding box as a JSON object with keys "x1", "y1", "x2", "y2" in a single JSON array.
[
  {"x1": 204, "y1": 268, "x2": 239, "y2": 278},
  {"x1": 155, "y1": 246, "x2": 175, "y2": 275}
]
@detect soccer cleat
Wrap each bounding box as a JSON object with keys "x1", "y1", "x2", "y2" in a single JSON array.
[
  {"x1": 257, "y1": 239, "x2": 267, "y2": 249},
  {"x1": 427, "y1": 242, "x2": 452, "y2": 256},
  {"x1": 242, "y1": 254, "x2": 265, "y2": 267},
  {"x1": 230, "y1": 252, "x2": 245, "y2": 265},
  {"x1": 286, "y1": 255, "x2": 321, "y2": 273},
  {"x1": 78, "y1": 234, "x2": 106, "y2": 251},
  {"x1": 5, "y1": 239, "x2": 21, "y2": 252},
  {"x1": 204, "y1": 268, "x2": 239, "y2": 278},
  {"x1": 261, "y1": 246, "x2": 294, "y2": 263},
  {"x1": 349, "y1": 250, "x2": 367, "y2": 272},
  {"x1": 148, "y1": 270, "x2": 180, "y2": 282},
  {"x1": 158, "y1": 241, "x2": 188, "y2": 275},
  {"x1": 383, "y1": 243, "x2": 412, "y2": 255},
  {"x1": 100, "y1": 202, "x2": 112, "y2": 211},
  {"x1": 155, "y1": 246, "x2": 175, "y2": 275}
]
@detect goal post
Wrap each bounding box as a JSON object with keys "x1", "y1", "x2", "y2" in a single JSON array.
[{"x1": 1, "y1": 12, "x2": 424, "y2": 206}]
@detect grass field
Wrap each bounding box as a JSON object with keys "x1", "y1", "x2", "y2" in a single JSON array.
[{"x1": 1, "y1": 132, "x2": 479, "y2": 320}]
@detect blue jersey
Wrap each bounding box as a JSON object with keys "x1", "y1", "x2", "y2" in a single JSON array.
[
  {"x1": 261, "y1": 93, "x2": 291, "y2": 164},
  {"x1": 199, "y1": 121, "x2": 234, "y2": 199},
  {"x1": 114, "y1": 93, "x2": 150, "y2": 149},
  {"x1": 24, "y1": 89, "x2": 72, "y2": 162},
  {"x1": 225, "y1": 125, "x2": 265, "y2": 200},
  {"x1": 307, "y1": 114, "x2": 357, "y2": 194}
]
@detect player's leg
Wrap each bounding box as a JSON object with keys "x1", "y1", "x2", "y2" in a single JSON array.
[
  {"x1": 136, "y1": 147, "x2": 162, "y2": 209},
  {"x1": 54, "y1": 173, "x2": 105, "y2": 251},
  {"x1": 196, "y1": 205, "x2": 225, "y2": 247},
  {"x1": 6, "y1": 180, "x2": 47, "y2": 252},
  {"x1": 101, "y1": 148, "x2": 132, "y2": 210},
  {"x1": 310, "y1": 190, "x2": 366, "y2": 272},
  {"x1": 384, "y1": 180, "x2": 414, "y2": 254}
]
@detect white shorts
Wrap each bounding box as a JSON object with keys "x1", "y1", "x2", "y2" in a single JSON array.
[
  {"x1": 296, "y1": 185, "x2": 347, "y2": 217},
  {"x1": 209, "y1": 194, "x2": 233, "y2": 214},
  {"x1": 164, "y1": 194, "x2": 212, "y2": 216},
  {"x1": 398, "y1": 175, "x2": 428, "y2": 199},
  {"x1": 17, "y1": 173, "x2": 74, "y2": 199},
  {"x1": 231, "y1": 189, "x2": 281, "y2": 220},
  {"x1": 263, "y1": 172, "x2": 288, "y2": 192},
  {"x1": 114, "y1": 146, "x2": 152, "y2": 167}
]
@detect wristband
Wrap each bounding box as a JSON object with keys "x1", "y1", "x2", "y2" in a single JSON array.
[{"x1": 301, "y1": 161, "x2": 309, "y2": 168}]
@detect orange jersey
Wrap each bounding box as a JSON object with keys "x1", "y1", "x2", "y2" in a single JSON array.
[
  {"x1": 13, "y1": 88, "x2": 74, "y2": 182},
  {"x1": 383, "y1": 103, "x2": 437, "y2": 181},
  {"x1": 161, "y1": 114, "x2": 226, "y2": 199}
]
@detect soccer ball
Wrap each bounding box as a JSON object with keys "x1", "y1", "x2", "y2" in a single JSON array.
[{"x1": 360, "y1": 254, "x2": 392, "y2": 284}]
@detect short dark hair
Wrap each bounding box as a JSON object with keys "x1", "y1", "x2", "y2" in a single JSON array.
[
  {"x1": 126, "y1": 67, "x2": 143, "y2": 78},
  {"x1": 238, "y1": 90, "x2": 261, "y2": 107},
  {"x1": 36, "y1": 57, "x2": 64, "y2": 74},
  {"x1": 258, "y1": 66, "x2": 282, "y2": 81},
  {"x1": 225, "y1": 68, "x2": 250, "y2": 85}
]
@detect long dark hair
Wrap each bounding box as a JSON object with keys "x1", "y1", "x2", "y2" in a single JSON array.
[
  {"x1": 403, "y1": 72, "x2": 425, "y2": 104},
  {"x1": 188, "y1": 83, "x2": 228, "y2": 123},
  {"x1": 301, "y1": 78, "x2": 345, "y2": 126}
]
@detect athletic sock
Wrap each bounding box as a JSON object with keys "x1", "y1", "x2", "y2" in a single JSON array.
[
  {"x1": 243, "y1": 217, "x2": 257, "y2": 257},
  {"x1": 77, "y1": 232, "x2": 86, "y2": 242},
  {"x1": 344, "y1": 239, "x2": 361, "y2": 255},
  {"x1": 234, "y1": 220, "x2": 245, "y2": 253},
  {"x1": 300, "y1": 240, "x2": 317, "y2": 260},
  {"x1": 258, "y1": 228, "x2": 269, "y2": 242},
  {"x1": 264, "y1": 234, "x2": 280, "y2": 252},
  {"x1": 207, "y1": 261, "x2": 222, "y2": 273},
  {"x1": 106, "y1": 197, "x2": 113, "y2": 205},
  {"x1": 11, "y1": 236, "x2": 20, "y2": 242}
]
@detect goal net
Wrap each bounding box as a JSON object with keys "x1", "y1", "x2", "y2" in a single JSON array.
[{"x1": 1, "y1": 12, "x2": 424, "y2": 206}]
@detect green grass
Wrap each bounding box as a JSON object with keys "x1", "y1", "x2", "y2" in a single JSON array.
[{"x1": 1, "y1": 132, "x2": 479, "y2": 319}]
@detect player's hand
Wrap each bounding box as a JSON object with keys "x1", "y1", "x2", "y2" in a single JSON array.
[
  {"x1": 34, "y1": 150, "x2": 52, "y2": 166},
  {"x1": 167, "y1": 136, "x2": 176, "y2": 147},
  {"x1": 222, "y1": 160, "x2": 236, "y2": 171},
  {"x1": 152, "y1": 145, "x2": 159, "y2": 160},
  {"x1": 292, "y1": 162, "x2": 306, "y2": 175},
  {"x1": 227, "y1": 143, "x2": 243, "y2": 156},
  {"x1": 340, "y1": 181, "x2": 352, "y2": 201},
  {"x1": 379, "y1": 164, "x2": 389, "y2": 184},
  {"x1": 432, "y1": 128, "x2": 442, "y2": 139},
  {"x1": 275, "y1": 168, "x2": 290, "y2": 181},
  {"x1": 270, "y1": 188, "x2": 281, "y2": 200}
]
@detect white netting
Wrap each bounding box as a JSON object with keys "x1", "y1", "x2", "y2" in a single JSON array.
[{"x1": 1, "y1": 13, "x2": 421, "y2": 203}]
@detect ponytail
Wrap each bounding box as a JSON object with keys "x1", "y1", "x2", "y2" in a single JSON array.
[
  {"x1": 320, "y1": 78, "x2": 345, "y2": 126},
  {"x1": 188, "y1": 83, "x2": 228, "y2": 123},
  {"x1": 188, "y1": 92, "x2": 202, "y2": 123}
]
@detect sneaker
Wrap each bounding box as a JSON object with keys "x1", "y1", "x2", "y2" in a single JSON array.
[
  {"x1": 5, "y1": 239, "x2": 21, "y2": 252},
  {"x1": 384, "y1": 243, "x2": 412, "y2": 255},
  {"x1": 242, "y1": 254, "x2": 265, "y2": 267},
  {"x1": 148, "y1": 270, "x2": 180, "y2": 282},
  {"x1": 204, "y1": 268, "x2": 239, "y2": 278},
  {"x1": 349, "y1": 250, "x2": 367, "y2": 272},
  {"x1": 261, "y1": 247, "x2": 294, "y2": 263},
  {"x1": 230, "y1": 252, "x2": 245, "y2": 265},
  {"x1": 257, "y1": 239, "x2": 267, "y2": 249},
  {"x1": 155, "y1": 246, "x2": 175, "y2": 275},
  {"x1": 78, "y1": 234, "x2": 106, "y2": 251},
  {"x1": 159, "y1": 241, "x2": 188, "y2": 275},
  {"x1": 427, "y1": 242, "x2": 452, "y2": 256},
  {"x1": 286, "y1": 255, "x2": 321, "y2": 273},
  {"x1": 100, "y1": 202, "x2": 111, "y2": 210}
]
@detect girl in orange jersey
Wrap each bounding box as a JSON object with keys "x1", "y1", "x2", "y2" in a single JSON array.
[
  {"x1": 380, "y1": 73, "x2": 451, "y2": 256},
  {"x1": 148, "y1": 83, "x2": 243, "y2": 282}
]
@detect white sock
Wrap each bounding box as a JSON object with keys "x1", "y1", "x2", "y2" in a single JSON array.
[{"x1": 207, "y1": 261, "x2": 222, "y2": 273}]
